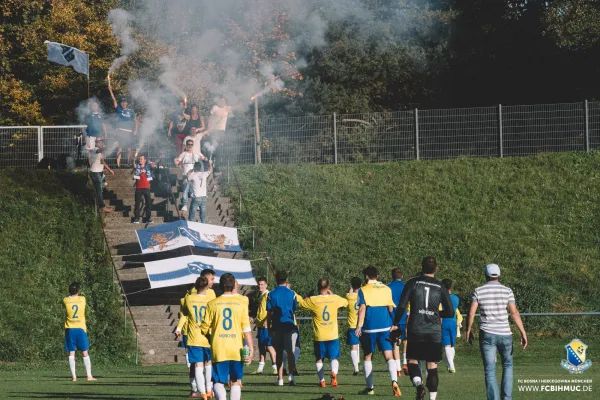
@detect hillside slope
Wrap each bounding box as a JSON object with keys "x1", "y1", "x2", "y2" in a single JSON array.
[
  {"x1": 228, "y1": 152, "x2": 600, "y2": 337},
  {"x1": 0, "y1": 170, "x2": 135, "y2": 363}
]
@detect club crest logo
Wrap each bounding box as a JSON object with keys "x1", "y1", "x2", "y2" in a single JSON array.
[
  {"x1": 187, "y1": 261, "x2": 213, "y2": 275},
  {"x1": 561, "y1": 339, "x2": 592, "y2": 374}
]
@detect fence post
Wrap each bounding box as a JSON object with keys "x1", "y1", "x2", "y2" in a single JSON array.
[
  {"x1": 584, "y1": 100, "x2": 590, "y2": 152},
  {"x1": 38, "y1": 126, "x2": 44, "y2": 162},
  {"x1": 414, "y1": 109, "x2": 420, "y2": 160},
  {"x1": 333, "y1": 113, "x2": 338, "y2": 164},
  {"x1": 254, "y1": 97, "x2": 261, "y2": 164},
  {"x1": 498, "y1": 104, "x2": 504, "y2": 158}
]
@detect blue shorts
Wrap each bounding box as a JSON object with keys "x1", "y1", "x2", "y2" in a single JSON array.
[
  {"x1": 346, "y1": 328, "x2": 360, "y2": 345},
  {"x1": 359, "y1": 330, "x2": 393, "y2": 354},
  {"x1": 212, "y1": 361, "x2": 244, "y2": 384},
  {"x1": 257, "y1": 327, "x2": 272, "y2": 346},
  {"x1": 314, "y1": 339, "x2": 341, "y2": 360},
  {"x1": 188, "y1": 346, "x2": 211, "y2": 363},
  {"x1": 441, "y1": 324, "x2": 457, "y2": 347},
  {"x1": 64, "y1": 328, "x2": 89, "y2": 352},
  {"x1": 182, "y1": 335, "x2": 188, "y2": 348}
]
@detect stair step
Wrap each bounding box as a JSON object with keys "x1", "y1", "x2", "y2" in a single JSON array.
[{"x1": 136, "y1": 318, "x2": 178, "y2": 327}]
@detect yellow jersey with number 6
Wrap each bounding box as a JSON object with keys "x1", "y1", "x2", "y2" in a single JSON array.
[
  {"x1": 63, "y1": 296, "x2": 86, "y2": 331},
  {"x1": 299, "y1": 294, "x2": 348, "y2": 341},
  {"x1": 345, "y1": 292, "x2": 359, "y2": 329}
]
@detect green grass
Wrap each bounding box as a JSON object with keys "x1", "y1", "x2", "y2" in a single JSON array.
[
  {"x1": 1, "y1": 339, "x2": 598, "y2": 399},
  {"x1": 226, "y1": 153, "x2": 600, "y2": 336},
  {"x1": 0, "y1": 170, "x2": 135, "y2": 363}
]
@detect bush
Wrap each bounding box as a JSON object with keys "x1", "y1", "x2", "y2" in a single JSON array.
[
  {"x1": 226, "y1": 152, "x2": 600, "y2": 337},
  {"x1": 0, "y1": 170, "x2": 135, "y2": 363}
]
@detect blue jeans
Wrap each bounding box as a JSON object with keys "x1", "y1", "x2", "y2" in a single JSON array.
[
  {"x1": 90, "y1": 172, "x2": 105, "y2": 208},
  {"x1": 479, "y1": 330, "x2": 513, "y2": 400},
  {"x1": 180, "y1": 180, "x2": 193, "y2": 206},
  {"x1": 188, "y1": 197, "x2": 207, "y2": 223}
]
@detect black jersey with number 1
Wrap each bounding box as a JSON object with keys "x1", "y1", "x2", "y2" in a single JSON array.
[{"x1": 396, "y1": 275, "x2": 454, "y2": 343}]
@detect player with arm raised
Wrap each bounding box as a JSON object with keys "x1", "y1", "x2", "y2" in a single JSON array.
[
  {"x1": 345, "y1": 277, "x2": 362, "y2": 376},
  {"x1": 355, "y1": 265, "x2": 401, "y2": 397},
  {"x1": 63, "y1": 282, "x2": 96, "y2": 382},
  {"x1": 392, "y1": 256, "x2": 454, "y2": 400},
  {"x1": 299, "y1": 279, "x2": 348, "y2": 388},
  {"x1": 201, "y1": 273, "x2": 253, "y2": 400}
]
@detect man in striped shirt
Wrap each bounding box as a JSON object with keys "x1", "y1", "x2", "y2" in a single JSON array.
[{"x1": 466, "y1": 264, "x2": 528, "y2": 400}]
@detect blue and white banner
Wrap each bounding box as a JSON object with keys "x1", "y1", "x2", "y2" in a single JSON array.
[
  {"x1": 136, "y1": 220, "x2": 242, "y2": 254},
  {"x1": 45, "y1": 41, "x2": 89, "y2": 76},
  {"x1": 144, "y1": 255, "x2": 256, "y2": 289}
]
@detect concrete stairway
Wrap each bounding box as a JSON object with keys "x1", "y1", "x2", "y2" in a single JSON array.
[{"x1": 102, "y1": 167, "x2": 247, "y2": 364}]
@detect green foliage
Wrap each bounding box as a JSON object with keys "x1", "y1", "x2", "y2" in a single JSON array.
[
  {"x1": 0, "y1": 170, "x2": 135, "y2": 363},
  {"x1": 227, "y1": 153, "x2": 600, "y2": 337}
]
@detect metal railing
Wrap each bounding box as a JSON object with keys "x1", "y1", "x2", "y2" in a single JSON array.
[{"x1": 1, "y1": 100, "x2": 599, "y2": 169}]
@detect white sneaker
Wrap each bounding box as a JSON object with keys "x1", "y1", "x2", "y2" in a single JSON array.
[
  {"x1": 181, "y1": 205, "x2": 188, "y2": 211},
  {"x1": 276, "y1": 379, "x2": 284, "y2": 386}
]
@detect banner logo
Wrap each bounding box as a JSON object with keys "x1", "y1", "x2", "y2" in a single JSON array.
[{"x1": 561, "y1": 339, "x2": 592, "y2": 374}]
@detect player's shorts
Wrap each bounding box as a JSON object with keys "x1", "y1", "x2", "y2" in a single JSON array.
[
  {"x1": 346, "y1": 328, "x2": 360, "y2": 345},
  {"x1": 64, "y1": 328, "x2": 89, "y2": 352},
  {"x1": 359, "y1": 330, "x2": 393, "y2": 354},
  {"x1": 257, "y1": 327, "x2": 272, "y2": 346},
  {"x1": 314, "y1": 339, "x2": 340, "y2": 360},
  {"x1": 441, "y1": 324, "x2": 457, "y2": 347},
  {"x1": 407, "y1": 340, "x2": 442, "y2": 362},
  {"x1": 212, "y1": 360, "x2": 244, "y2": 384},
  {"x1": 188, "y1": 346, "x2": 211, "y2": 363},
  {"x1": 182, "y1": 335, "x2": 188, "y2": 348}
]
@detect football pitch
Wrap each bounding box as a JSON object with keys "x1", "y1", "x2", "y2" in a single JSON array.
[{"x1": 1, "y1": 339, "x2": 597, "y2": 399}]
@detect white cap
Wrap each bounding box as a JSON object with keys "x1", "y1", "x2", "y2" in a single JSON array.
[{"x1": 484, "y1": 263, "x2": 501, "y2": 277}]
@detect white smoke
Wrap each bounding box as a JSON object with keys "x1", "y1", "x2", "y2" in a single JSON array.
[
  {"x1": 108, "y1": 9, "x2": 138, "y2": 75},
  {"x1": 159, "y1": 56, "x2": 187, "y2": 101}
]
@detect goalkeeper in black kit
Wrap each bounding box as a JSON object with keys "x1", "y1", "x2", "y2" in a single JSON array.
[{"x1": 391, "y1": 256, "x2": 454, "y2": 400}]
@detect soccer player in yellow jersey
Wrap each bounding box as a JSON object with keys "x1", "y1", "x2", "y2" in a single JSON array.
[
  {"x1": 201, "y1": 269, "x2": 217, "y2": 299},
  {"x1": 299, "y1": 279, "x2": 348, "y2": 388},
  {"x1": 355, "y1": 266, "x2": 401, "y2": 397},
  {"x1": 63, "y1": 282, "x2": 96, "y2": 381},
  {"x1": 254, "y1": 277, "x2": 278, "y2": 375},
  {"x1": 345, "y1": 277, "x2": 362, "y2": 376},
  {"x1": 201, "y1": 273, "x2": 253, "y2": 400},
  {"x1": 177, "y1": 277, "x2": 217, "y2": 399}
]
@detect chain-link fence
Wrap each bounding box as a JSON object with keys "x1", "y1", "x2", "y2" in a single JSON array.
[{"x1": 1, "y1": 100, "x2": 598, "y2": 169}]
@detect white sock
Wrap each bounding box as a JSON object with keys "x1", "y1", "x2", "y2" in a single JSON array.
[
  {"x1": 331, "y1": 359, "x2": 339, "y2": 375},
  {"x1": 430, "y1": 392, "x2": 438, "y2": 400},
  {"x1": 195, "y1": 366, "x2": 205, "y2": 394},
  {"x1": 272, "y1": 363, "x2": 277, "y2": 372},
  {"x1": 316, "y1": 362, "x2": 325, "y2": 382},
  {"x1": 294, "y1": 347, "x2": 300, "y2": 362},
  {"x1": 364, "y1": 360, "x2": 374, "y2": 388},
  {"x1": 214, "y1": 383, "x2": 227, "y2": 400},
  {"x1": 350, "y1": 350, "x2": 360, "y2": 372},
  {"x1": 190, "y1": 376, "x2": 198, "y2": 393},
  {"x1": 396, "y1": 359, "x2": 401, "y2": 370},
  {"x1": 68, "y1": 356, "x2": 76, "y2": 378},
  {"x1": 205, "y1": 364, "x2": 213, "y2": 392},
  {"x1": 82, "y1": 356, "x2": 92, "y2": 377},
  {"x1": 445, "y1": 346, "x2": 455, "y2": 370},
  {"x1": 230, "y1": 385, "x2": 241, "y2": 400},
  {"x1": 412, "y1": 376, "x2": 422, "y2": 387},
  {"x1": 257, "y1": 361, "x2": 265, "y2": 372},
  {"x1": 186, "y1": 352, "x2": 190, "y2": 369},
  {"x1": 403, "y1": 353, "x2": 407, "y2": 365},
  {"x1": 387, "y1": 359, "x2": 398, "y2": 382}
]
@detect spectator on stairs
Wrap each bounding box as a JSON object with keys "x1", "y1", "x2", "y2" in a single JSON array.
[
  {"x1": 89, "y1": 141, "x2": 114, "y2": 213},
  {"x1": 175, "y1": 139, "x2": 207, "y2": 212},
  {"x1": 132, "y1": 154, "x2": 153, "y2": 224},
  {"x1": 187, "y1": 162, "x2": 210, "y2": 223}
]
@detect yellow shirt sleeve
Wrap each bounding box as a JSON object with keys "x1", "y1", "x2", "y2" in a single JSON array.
[
  {"x1": 256, "y1": 292, "x2": 268, "y2": 325},
  {"x1": 456, "y1": 308, "x2": 463, "y2": 325}
]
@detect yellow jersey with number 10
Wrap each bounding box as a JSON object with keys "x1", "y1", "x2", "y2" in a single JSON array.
[
  {"x1": 201, "y1": 294, "x2": 250, "y2": 363},
  {"x1": 179, "y1": 292, "x2": 215, "y2": 347},
  {"x1": 63, "y1": 296, "x2": 86, "y2": 331}
]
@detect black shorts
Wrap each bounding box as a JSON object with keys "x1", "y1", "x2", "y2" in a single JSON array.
[{"x1": 406, "y1": 340, "x2": 442, "y2": 362}]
